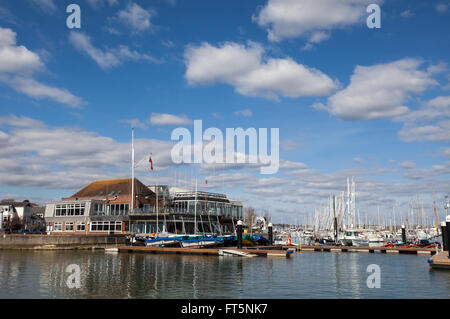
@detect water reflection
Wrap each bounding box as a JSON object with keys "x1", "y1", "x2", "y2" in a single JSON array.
[{"x1": 0, "y1": 250, "x2": 448, "y2": 298}]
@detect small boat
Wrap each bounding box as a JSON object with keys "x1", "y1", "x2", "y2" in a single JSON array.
[
  {"x1": 181, "y1": 236, "x2": 224, "y2": 248},
  {"x1": 145, "y1": 237, "x2": 181, "y2": 247}
]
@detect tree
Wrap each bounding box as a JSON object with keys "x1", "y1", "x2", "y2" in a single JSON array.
[
  {"x1": 244, "y1": 206, "x2": 256, "y2": 229},
  {"x1": 263, "y1": 210, "x2": 271, "y2": 224}
]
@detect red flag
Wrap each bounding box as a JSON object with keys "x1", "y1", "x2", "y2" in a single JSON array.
[{"x1": 149, "y1": 156, "x2": 154, "y2": 171}]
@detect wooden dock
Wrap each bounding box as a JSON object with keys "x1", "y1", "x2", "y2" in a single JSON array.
[
  {"x1": 285, "y1": 244, "x2": 438, "y2": 255},
  {"x1": 428, "y1": 251, "x2": 450, "y2": 269},
  {"x1": 116, "y1": 246, "x2": 294, "y2": 258}
]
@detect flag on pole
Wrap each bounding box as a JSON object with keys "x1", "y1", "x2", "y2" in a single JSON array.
[{"x1": 149, "y1": 156, "x2": 154, "y2": 171}]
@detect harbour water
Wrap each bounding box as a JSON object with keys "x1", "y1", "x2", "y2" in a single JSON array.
[{"x1": 0, "y1": 250, "x2": 449, "y2": 299}]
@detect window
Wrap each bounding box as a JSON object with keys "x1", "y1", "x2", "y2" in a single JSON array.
[
  {"x1": 77, "y1": 222, "x2": 85, "y2": 231},
  {"x1": 54, "y1": 203, "x2": 85, "y2": 217},
  {"x1": 90, "y1": 221, "x2": 122, "y2": 232},
  {"x1": 54, "y1": 222, "x2": 62, "y2": 232},
  {"x1": 65, "y1": 222, "x2": 74, "y2": 231}
]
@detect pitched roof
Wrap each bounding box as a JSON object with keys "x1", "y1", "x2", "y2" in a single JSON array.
[
  {"x1": 0, "y1": 199, "x2": 32, "y2": 207},
  {"x1": 65, "y1": 178, "x2": 154, "y2": 201}
]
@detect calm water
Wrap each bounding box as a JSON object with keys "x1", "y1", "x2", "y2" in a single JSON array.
[{"x1": 0, "y1": 250, "x2": 449, "y2": 299}]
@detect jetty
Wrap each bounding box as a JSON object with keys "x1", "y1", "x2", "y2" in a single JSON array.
[
  {"x1": 427, "y1": 251, "x2": 450, "y2": 269},
  {"x1": 276, "y1": 244, "x2": 438, "y2": 255},
  {"x1": 116, "y1": 246, "x2": 294, "y2": 258}
]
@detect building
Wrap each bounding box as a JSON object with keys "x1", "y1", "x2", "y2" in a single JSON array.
[
  {"x1": 44, "y1": 178, "x2": 244, "y2": 236},
  {"x1": 1, "y1": 199, "x2": 33, "y2": 230},
  {"x1": 44, "y1": 178, "x2": 157, "y2": 234},
  {"x1": 129, "y1": 186, "x2": 243, "y2": 235}
]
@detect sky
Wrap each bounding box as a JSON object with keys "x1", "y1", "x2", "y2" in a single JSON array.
[{"x1": 0, "y1": 0, "x2": 449, "y2": 224}]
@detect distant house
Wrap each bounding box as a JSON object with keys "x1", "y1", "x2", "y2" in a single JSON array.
[
  {"x1": 0, "y1": 199, "x2": 33, "y2": 229},
  {"x1": 44, "y1": 178, "x2": 157, "y2": 234}
]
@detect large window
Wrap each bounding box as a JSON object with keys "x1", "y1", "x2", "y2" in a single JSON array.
[
  {"x1": 55, "y1": 203, "x2": 85, "y2": 216},
  {"x1": 90, "y1": 221, "x2": 122, "y2": 232}
]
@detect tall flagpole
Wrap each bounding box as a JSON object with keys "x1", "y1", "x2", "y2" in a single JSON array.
[{"x1": 131, "y1": 127, "x2": 135, "y2": 212}]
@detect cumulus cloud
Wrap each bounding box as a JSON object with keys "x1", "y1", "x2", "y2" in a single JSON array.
[
  {"x1": 317, "y1": 58, "x2": 437, "y2": 120},
  {"x1": 0, "y1": 27, "x2": 82, "y2": 107},
  {"x1": 185, "y1": 41, "x2": 338, "y2": 100},
  {"x1": 0, "y1": 115, "x2": 176, "y2": 189},
  {"x1": 398, "y1": 95, "x2": 450, "y2": 142},
  {"x1": 69, "y1": 32, "x2": 161, "y2": 70},
  {"x1": 254, "y1": 0, "x2": 381, "y2": 43},
  {"x1": 0, "y1": 27, "x2": 42, "y2": 73},
  {"x1": 150, "y1": 113, "x2": 192, "y2": 126},
  {"x1": 116, "y1": 3, "x2": 155, "y2": 32}
]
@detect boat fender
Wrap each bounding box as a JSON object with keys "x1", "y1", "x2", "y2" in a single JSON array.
[{"x1": 286, "y1": 236, "x2": 292, "y2": 246}]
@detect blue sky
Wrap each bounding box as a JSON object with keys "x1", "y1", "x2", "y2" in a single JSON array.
[{"x1": 0, "y1": 0, "x2": 449, "y2": 224}]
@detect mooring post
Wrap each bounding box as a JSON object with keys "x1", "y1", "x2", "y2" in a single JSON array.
[
  {"x1": 237, "y1": 220, "x2": 243, "y2": 249},
  {"x1": 441, "y1": 221, "x2": 448, "y2": 252},
  {"x1": 401, "y1": 225, "x2": 406, "y2": 244},
  {"x1": 268, "y1": 223, "x2": 273, "y2": 245}
]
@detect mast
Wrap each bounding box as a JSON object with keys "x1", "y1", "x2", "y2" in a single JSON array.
[
  {"x1": 433, "y1": 189, "x2": 438, "y2": 233},
  {"x1": 417, "y1": 195, "x2": 421, "y2": 229},
  {"x1": 131, "y1": 127, "x2": 135, "y2": 211},
  {"x1": 194, "y1": 178, "x2": 197, "y2": 234}
]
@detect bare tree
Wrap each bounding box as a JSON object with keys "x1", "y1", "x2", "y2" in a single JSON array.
[{"x1": 244, "y1": 207, "x2": 256, "y2": 229}]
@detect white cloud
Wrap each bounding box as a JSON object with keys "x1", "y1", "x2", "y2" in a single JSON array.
[
  {"x1": 320, "y1": 58, "x2": 437, "y2": 120},
  {"x1": 435, "y1": 3, "x2": 449, "y2": 13},
  {"x1": 398, "y1": 120, "x2": 450, "y2": 142},
  {"x1": 234, "y1": 109, "x2": 253, "y2": 117},
  {"x1": 280, "y1": 139, "x2": 301, "y2": 151},
  {"x1": 2, "y1": 76, "x2": 83, "y2": 108},
  {"x1": 87, "y1": 0, "x2": 118, "y2": 9},
  {"x1": 398, "y1": 161, "x2": 416, "y2": 169},
  {"x1": 0, "y1": 27, "x2": 82, "y2": 107},
  {"x1": 254, "y1": 0, "x2": 381, "y2": 43},
  {"x1": 0, "y1": 27, "x2": 43, "y2": 73},
  {"x1": 400, "y1": 10, "x2": 413, "y2": 18},
  {"x1": 119, "y1": 118, "x2": 148, "y2": 129},
  {"x1": 150, "y1": 113, "x2": 192, "y2": 126},
  {"x1": 116, "y1": 3, "x2": 154, "y2": 32},
  {"x1": 185, "y1": 41, "x2": 337, "y2": 99},
  {"x1": 69, "y1": 32, "x2": 161, "y2": 70},
  {"x1": 0, "y1": 115, "x2": 176, "y2": 189},
  {"x1": 398, "y1": 95, "x2": 450, "y2": 142},
  {"x1": 29, "y1": 0, "x2": 57, "y2": 12}
]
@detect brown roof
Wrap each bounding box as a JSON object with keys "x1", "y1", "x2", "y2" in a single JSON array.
[{"x1": 63, "y1": 178, "x2": 155, "y2": 205}]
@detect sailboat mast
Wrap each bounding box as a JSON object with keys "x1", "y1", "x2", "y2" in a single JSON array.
[{"x1": 131, "y1": 127, "x2": 135, "y2": 211}]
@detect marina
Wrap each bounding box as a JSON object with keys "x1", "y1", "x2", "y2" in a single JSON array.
[{"x1": 0, "y1": 249, "x2": 448, "y2": 299}]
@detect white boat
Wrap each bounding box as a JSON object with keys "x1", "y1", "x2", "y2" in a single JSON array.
[{"x1": 340, "y1": 230, "x2": 369, "y2": 246}]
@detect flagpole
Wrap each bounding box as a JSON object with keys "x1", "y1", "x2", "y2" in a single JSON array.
[
  {"x1": 194, "y1": 178, "x2": 197, "y2": 235},
  {"x1": 131, "y1": 127, "x2": 135, "y2": 212}
]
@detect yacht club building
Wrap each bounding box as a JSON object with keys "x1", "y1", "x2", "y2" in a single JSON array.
[{"x1": 44, "y1": 178, "x2": 243, "y2": 235}]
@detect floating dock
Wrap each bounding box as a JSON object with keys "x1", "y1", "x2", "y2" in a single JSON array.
[
  {"x1": 281, "y1": 244, "x2": 437, "y2": 255},
  {"x1": 117, "y1": 246, "x2": 293, "y2": 258},
  {"x1": 427, "y1": 251, "x2": 450, "y2": 269}
]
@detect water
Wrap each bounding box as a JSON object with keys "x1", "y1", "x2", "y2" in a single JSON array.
[{"x1": 0, "y1": 250, "x2": 449, "y2": 299}]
